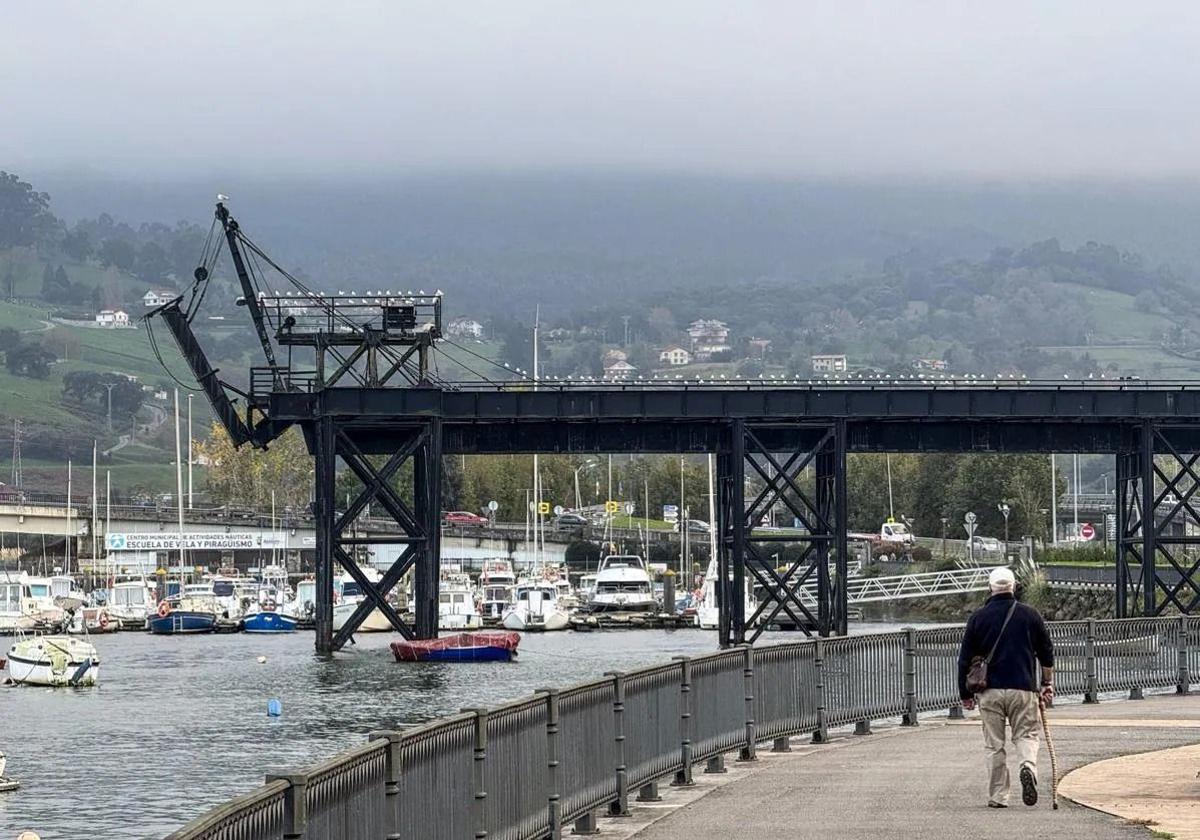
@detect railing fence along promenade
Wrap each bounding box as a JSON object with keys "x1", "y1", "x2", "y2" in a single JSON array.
[{"x1": 165, "y1": 615, "x2": 1197, "y2": 840}]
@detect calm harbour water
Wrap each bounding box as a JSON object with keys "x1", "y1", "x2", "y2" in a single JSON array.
[{"x1": 0, "y1": 623, "x2": 909, "y2": 839}]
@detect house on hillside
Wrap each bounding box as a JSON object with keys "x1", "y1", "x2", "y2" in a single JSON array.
[
  {"x1": 602, "y1": 348, "x2": 628, "y2": 367},
  {"x1": 603, "y1": 359, "x2": 637, "y2": 377},
  {"x1": 687, "y1": 319, "x2": 730, "y2": 360},
  {"x1": 811, "y1": 354, "x2": 848, "y2": 373},
  {"x1": 658, "y1": 345, "x2": 691, "y2": 366},
  {"x1": 447, "y1": 317, "x2": 484, "y2": 338},
  {"x1": 143, "y1": 289, "x2": 177, "y2": 308},
  {"x1": 95, "y1": 309, "x2": 131, "y2": 329},
  {"x1": 912, "y1": 358, "x2": 948, "y2": 372},
  {"x1": 748, "y1": 338, "x2": 772, "y2": 359}
]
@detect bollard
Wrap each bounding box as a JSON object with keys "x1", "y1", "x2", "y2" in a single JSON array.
[
  {"x1": 605, "y1": 672, "x2": 629, "y2": 816},
  {"x1": 705, "y1": 755, "x2": 727, "y2": 774},
  {"x1": 1177, "y1": 614, "x2": 1190, "y2": 696},
  {"x1": 671, "y1": 657, "x2": 694, "y2": 786},
  {"x1": 267, "y1": 773, "x2": 308, "y2": 840},
  {"x1": 572, "y1": 811, "x2": 600, "y2": 836},
  {"x1": 536, "y1": 689, "x2": 563, "y2": 839},
  {"x1": 369, "y1": 731, "x2": 403, "y2": 840},
  {"x1": 739, "y1": 645, "x2": 757, "y2": 761},
  {"x1": 771, "y1": 736, "x2": 791, "y2": 753},
  {"x1": 1129, "y1": 686, "x2": 1144, "y2": 700},
  {"x1": 812, "y1": 639, "x2": 828, "y2": 743},
  {"x1": 1083, "y1": 618, "x2": 1098, "y2": 703},
  {"x1": 854, "y1": 719, "x2": 872, "y2": 736},
  {"x1": 663, "y1": 571, "x2": 676, "y2": 615},
  {"x1": 462, "y1": 708, "x2": 488, "y2": 840},
  {"x1": 901, "y1": 628, "x2": 918, "y2": 727},
  {"x1": 637, "y1": 781, "x2": 662, "y2": 802},
  {"x1": 947, "y1": 703, "x2": 964, "y2": 720}
]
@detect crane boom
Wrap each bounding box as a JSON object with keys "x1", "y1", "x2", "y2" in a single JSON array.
[{"x1": 216, "y1": 202, "x2": 281, "y2": 386}]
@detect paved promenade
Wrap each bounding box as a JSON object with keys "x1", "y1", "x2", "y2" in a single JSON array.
[{"x1": 621, "y1": 694, "x2": 1200, "y2": 840}]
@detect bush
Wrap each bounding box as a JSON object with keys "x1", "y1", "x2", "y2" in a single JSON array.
[
  {"x1": 910, "y1": 545, "x2": 932, "y2": 564},
  {"x1": 564, "y1": 540, "x2": 601, "y2": 569},
  {"x1": 1036, "y1": 545, "x2": 1114, "y2": 565}
]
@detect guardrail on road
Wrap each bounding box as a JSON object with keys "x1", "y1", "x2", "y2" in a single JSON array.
[{"x1": 165, "y1": 615, "x2": 1198, "y2": 840}]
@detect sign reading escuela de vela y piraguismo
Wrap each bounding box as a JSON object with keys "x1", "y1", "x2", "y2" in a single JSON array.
[{"x1": 106, "y1": 532, "x2": 289, "y2": 551}]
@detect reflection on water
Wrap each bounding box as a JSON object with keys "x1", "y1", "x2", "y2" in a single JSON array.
[{"x1": 0, "y1": 624, "x2": 908, "y2": 839}]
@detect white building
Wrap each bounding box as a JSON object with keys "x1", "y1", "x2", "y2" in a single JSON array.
[
  {"x1": 143, "y1": 289, "x2": 177, "y2": 308},
  {"x1": 603, "y1": 360, "x2": 637, "y2": 377},
  {"x1": 658, "y1": 345, "x2": 692, "y2": 366},
  {"x1": 811, "y1": 354, "x2": 848, "y2": 373},
  {"x1": 95, "y1": 309, "x2": 131, "y2": 328},
  {"x1": 687, "y1": 319, "x2": 731, "y2": 359},
  {"x1": 447, "y1": 317, "x2": 484, "y2": 338}
]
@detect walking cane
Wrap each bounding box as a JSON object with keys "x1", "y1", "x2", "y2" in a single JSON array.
[{"x1": 1038, "y1": 697, "x2": 1059, "y2": 810}]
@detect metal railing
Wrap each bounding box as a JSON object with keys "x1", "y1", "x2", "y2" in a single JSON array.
[{"x1": 165, "y1": 615, "x2": 1199, "y2": 840}]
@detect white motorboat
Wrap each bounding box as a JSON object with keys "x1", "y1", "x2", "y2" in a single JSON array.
[
  {"x1": 332, "y1": 569, "x2": 393, "y2": 633},
  {"x1": 588, "y1": 555, "x2": 657, "y2": 613},
  {"x1": 5, "y1": 634, "x2": 100, "y2": 687},
  {"x1": 694, "y1": 558, "x2": 755, "y2": 630},
  {"x1": 502, "y1": 582, "x2": 570, "y2": 632},
  {"x1": 19, "y1": 574, "x2": 64, "y2": 626},
  {"x1": 0, "y1": 580, "x2": 39, "y2": 633},
  {"x1": 439, "y1": 573, "x2": 482, "y2": 629},
  {"x1": 578, "y1": 573, "x2": 598, "y2": 603},
  {"x1": 479, "y1": 558, "x2": 516, "y2": 588},
  {"x1": 479, "y1": 582, "x2": 514, "y2": 623},
  {"x1": 284, "y1": 578, "x2": 316, "y2": 625},
  {"x1": 107, "y1": 579, "x2": 157, "y2": 629}
]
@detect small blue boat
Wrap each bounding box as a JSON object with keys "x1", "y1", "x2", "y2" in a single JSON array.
[
  {"x1": 147, "y1": 606, "x2": 217, "y2": 635},
  {"x1": 242, "y1": 610, "x2": 297, "y2": 634}
]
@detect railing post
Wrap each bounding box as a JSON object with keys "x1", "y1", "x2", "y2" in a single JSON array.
[
  {"x1": 739, "y1": 645, "x2": 757, "y2": 761},
  {"x1": 1177, "y1": 615, "x2": 1190, "y2": 696},
  {"x1": 901, "y1": 627, "x2": 918, "y2": 726},
  {"x1": 1084, "y1": 618, "x2": 1098, "y2": 703},
  {"x1": 266, "y1": 773, "x2": 308, "y2": 840},
  {"x1": 369, "y1": 731, "x2": 402, "y2": 840},
  {"x1": 605, "y1": 672, "x2": 629, "y2": 816},
  {"x1": 812, "y1": 640, "x2": 828, "y2": 743},
  {"x1": 536, "y1": 689, "x2": 562, "y2": 839},
  {"x1": 463, "y1": 708, "x2": 488, "y2": 839},
  {"x1": 671, "y1": 657, "x2": 694, "y2": 786}
]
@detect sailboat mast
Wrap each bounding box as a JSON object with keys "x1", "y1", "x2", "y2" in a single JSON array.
[
  {"x1": 174, "y1": 389, "x2": 186, "y2": 577},
  {"x1": 65, "y1": 460, "x2": 72, "y2": 575},
  {"x1": 92, "y1": 440, "x2": 98, "y2": 575}
]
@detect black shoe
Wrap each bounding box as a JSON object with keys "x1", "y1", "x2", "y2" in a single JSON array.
[
  {"x1": 1020, "y1": 765, "x2": 1038, "y2": 806},
  {"x1": 987, "y1": 802, "x2": 1008, "y2": 809}
]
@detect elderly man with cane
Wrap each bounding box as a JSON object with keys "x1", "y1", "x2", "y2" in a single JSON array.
[{"x1": 958, "y1": 566, "x2": 1055, "y2": 808}]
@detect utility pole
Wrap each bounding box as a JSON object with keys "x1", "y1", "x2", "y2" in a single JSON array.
[
  {"x1": 10, "y1": 419, "x2": 21, "y2": 488},
  {"x1": 1050, "y1": 454, "x2": 1058, "y2": 546},
  {"x1": 105, "y1": 382, "x2": 116, "y2": 433}
]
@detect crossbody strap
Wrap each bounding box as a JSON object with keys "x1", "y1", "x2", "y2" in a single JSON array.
[{"x1": 984, "y1": 601, "x2": 1018, "y2": 664}]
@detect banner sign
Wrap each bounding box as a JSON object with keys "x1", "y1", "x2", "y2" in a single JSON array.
[{"x1": 106, "y1": 532, "x2": 289, "y2": 551}]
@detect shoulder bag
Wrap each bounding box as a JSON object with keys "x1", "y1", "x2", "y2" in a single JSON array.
[{"x1": 965, "y1": 600, "x2": 1018, "y2": 695}]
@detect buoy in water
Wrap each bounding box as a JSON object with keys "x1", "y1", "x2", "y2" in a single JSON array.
[
  {"x1": 267, "y1": 698, "x2": 282, "y2": 717},
  {"x1": 16, "y1": 831, "x2": 39, "y2": 839},
  {"x1": 256, "y1": 656, "x2": 267, "y2": 664}
]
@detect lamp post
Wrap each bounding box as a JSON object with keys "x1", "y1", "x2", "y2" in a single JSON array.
[
  {"x1": 573, "y1": 459, "x2": 598, "y2": 510},
  {"x1": 998, "y1": 502, "x2": 1011, "y2": 549}
]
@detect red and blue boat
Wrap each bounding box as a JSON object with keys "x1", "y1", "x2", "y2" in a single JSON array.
[{"x1": 391, "y1": 631, "x2": 520, "y2": 663}]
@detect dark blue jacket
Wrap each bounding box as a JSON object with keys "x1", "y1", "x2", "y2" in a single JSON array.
[{"x1": 957, "y1": 592, "x2": 1054, "y2": 700}]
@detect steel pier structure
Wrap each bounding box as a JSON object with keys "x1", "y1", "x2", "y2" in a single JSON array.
[
  {"x1": 251, "y1": 382, "x2": 1200, "y2": 650},
  {"x1": 149, "y1": 203, "x2": 1200, "y2": 653}
]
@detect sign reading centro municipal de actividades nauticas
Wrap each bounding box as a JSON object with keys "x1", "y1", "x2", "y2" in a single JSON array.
[{"x1": 105, "y1": 533, "x2": 289, "y2": 551}]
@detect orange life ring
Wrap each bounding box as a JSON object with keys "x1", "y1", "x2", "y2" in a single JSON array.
[
  {"x1": 98, "y1": 611, "x2": 111, "y2": 629},
  {"x1": 157, "y1": 601, "x2": 171, "y2": 618}
]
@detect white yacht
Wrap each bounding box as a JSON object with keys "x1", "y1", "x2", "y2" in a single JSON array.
[
  {"x1": 588, "y1": 555, "x2": 657, "y2": 613},
  {"x1": 439, "y1": 573, "x2": 482, "y2": 629},
  {"x1": 106, "y1": 579, "x2": 158, "y2": 629},
  {"x1": 694, "y1": 558, "x2": 755, "y2": 630},
  {"x1": 0, "y1": 580, "x2": 38, "y2": 633},
  {"x1": 5, "y1": 634, "x2": 100, "y2": 686},
  {"x1": 284, "y1": 578, "x2": 316, "y2": 624},
  {"x1": 578, "y1": 573, "x2": 598, "y2": 603},
  {"x1": 502, "y1": 581, "x2": 570, "y2": 632},
  {"x1": 332, "y1": 569, "x2": 393, "y2": 632}
]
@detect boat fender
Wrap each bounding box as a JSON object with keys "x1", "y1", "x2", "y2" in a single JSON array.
[
  {"x1": 69, "y1": 660, "x2": 91, "y2": 685},
  {"x1": 267, "y1": 698, "x2": 282, "y2": 717},
  {"x1": 157, "y1": 602, "x2": 171, "y2": 618}
]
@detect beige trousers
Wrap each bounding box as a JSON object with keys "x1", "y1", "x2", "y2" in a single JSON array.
[{"x1": 978, "y1": 688, "x2": 1040, "y2": 804}]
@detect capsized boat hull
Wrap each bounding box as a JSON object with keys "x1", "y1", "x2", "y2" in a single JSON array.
[
  {"x1": 242, "y1": 611, "x2": 298, "y2": 634},
  {"x1": 147, "y1": 611, "x2": 216, "y2": 635},
  {"x1": 391, "y1": 631, "x2": 520, "y2": 662},
  {"x1": 5, "y1": 636, "x2": 100, "y2": 686}
]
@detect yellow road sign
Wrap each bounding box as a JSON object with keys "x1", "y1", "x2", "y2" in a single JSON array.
[
  {"x1": 538, "y1": 501, "x2": 551, "y2": 515},
  {"x1": 605, "y1": 500, "x2": 619, "y2": 514}
]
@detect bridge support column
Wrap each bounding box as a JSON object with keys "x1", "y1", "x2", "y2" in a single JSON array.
[
  {"x1": 309, "y1": 417, "x2": 442, "y2": 652},
  {"x1": 1116, "y1": 423, "x2": 1200, "y2": 618},
  {"x1": 719, "y1": 422, "x2": 848, "y2": 645}
]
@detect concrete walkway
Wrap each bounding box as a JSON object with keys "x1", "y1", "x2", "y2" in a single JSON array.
[{"x1": 624, "y1": 694, "x2": 1200, "y2": 840}]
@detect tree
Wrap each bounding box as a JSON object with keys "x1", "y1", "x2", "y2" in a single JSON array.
[
  {"x1": 5, "y1": 342, "x2": 54, "y2": 378},
  {"x1": 97, "y1": 238, "x2": 137, "y2": 272},
  {"x1": 61, "y1": 228, "x2": 92, "y2": 262},
  {"x1": 0, "y1": 327, "x2": 20, "y2": 352},
  {"x1": 0, "y1": 172, "x2": 56, "y2": 248},
  {"x1": 135, "y1": 242, "x2": 171, "y2": 285},
  {"x1": 195, "y1": 423, "x2": 313, "y2": 510}
]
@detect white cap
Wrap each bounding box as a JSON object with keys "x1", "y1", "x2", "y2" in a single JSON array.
[{"x1": 989, "y1": 567, "x2": 1015, "y2": 591}]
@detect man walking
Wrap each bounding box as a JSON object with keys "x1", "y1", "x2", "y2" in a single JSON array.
[{"x1": 958, "y1": 567, "x2": 1055, "y2": 808}]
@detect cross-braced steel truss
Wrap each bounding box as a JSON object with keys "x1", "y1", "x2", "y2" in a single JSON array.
[
  {"x1": 312, "y1": 417, "x2": 442, "y2": 652},
  {"x1": 717, "y1": 420, "x2": 848, "y2": 645},
  {"x1": 1117, "y1": 422, "x2": 1200, "y2": 617}
]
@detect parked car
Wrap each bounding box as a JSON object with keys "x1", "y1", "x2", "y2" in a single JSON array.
[
  {"x1": 674, "y1": 519, "x2": 711, "y2": 534},
  {"x1": 553, "y1": 513, "x2": 589, "y2": 530},
  {"x1": 443, "y1": 511, "x2": 488, "y2": 526},
  {"x1": 968, "y1": 535, "x2": 1003, "y2": 554}
]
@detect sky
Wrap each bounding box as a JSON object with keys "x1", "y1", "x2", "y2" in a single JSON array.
[{"x1": 5, "y1": 1, "x2": 1200, "y2": 180}]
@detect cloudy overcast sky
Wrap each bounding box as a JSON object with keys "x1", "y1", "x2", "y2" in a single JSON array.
[{"x1": 4, "y1": 1, "x2": 1199, "y2": 179}]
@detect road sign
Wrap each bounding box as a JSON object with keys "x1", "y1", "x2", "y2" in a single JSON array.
[
  {"x1": 538, "y1": 501, "x2": 550, "y2": 515},
  {"x1": 623, "y1": 502, "x2": 635, "y2": 515},
  {"x1": 1106, "y1": 513, "x2": 1117, "y2": 537},
  {"x1": 553, "y1": 505, "x2": 565, "y2": 516},
  {"x1": 965, "y1": 511, "x2": 977, "y2": 524},
  {"x1": 487, "y1": 500, "x2": 498, "y2": 512},
  {"x1": 1080, "y1": 522, "x2": 1095, "y2": 540},
  {"x1": 605, "y1": 500, "x2": 620, "y2": 514},
  {"x1": 662, "y1": 504, "x2": 679, "y2": 522}
]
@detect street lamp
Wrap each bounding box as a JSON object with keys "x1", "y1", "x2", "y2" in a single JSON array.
[
  {"x1": 573, "y1": 459, "x2": 598, "y2": 510},
  {"x1": 998, "y1": 502, "x2": 1011, "y2": 545}
]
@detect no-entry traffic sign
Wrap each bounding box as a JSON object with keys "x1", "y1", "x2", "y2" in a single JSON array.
[{"x1": 1080, "y1": 522, "x2": 1095, "y2": 540}]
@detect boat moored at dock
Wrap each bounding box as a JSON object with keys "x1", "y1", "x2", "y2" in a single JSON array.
[
  {"x1": 586, "y1": 555, "x2": 657, "y2": 614},
  {"x1": 4, "y1": 634, "x2": 100, "y2": 686},
  {"x1": 390, "y1": 631, "x2": 520, "y2": 662}
]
